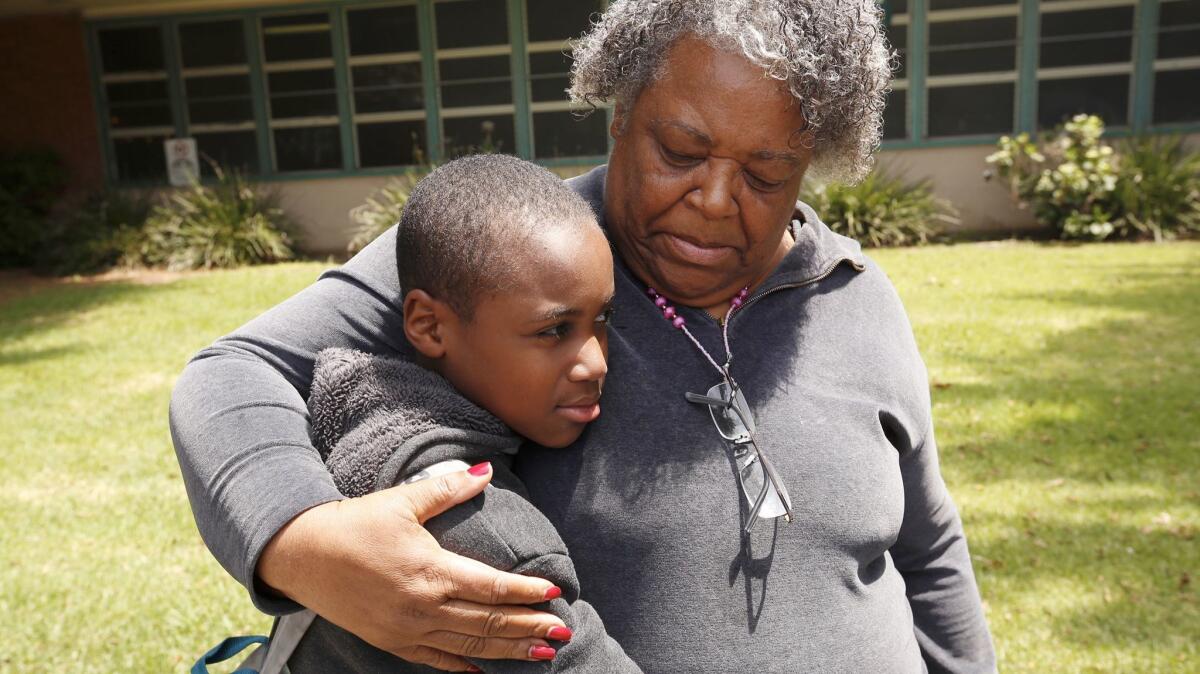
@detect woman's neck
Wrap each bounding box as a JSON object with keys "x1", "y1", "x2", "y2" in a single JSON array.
[{"x1": 702, "y1": 227, "x2": 796, "y2": 321}]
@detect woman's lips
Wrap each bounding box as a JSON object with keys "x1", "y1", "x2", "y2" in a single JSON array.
[
  {"x1": 555, "y1": 403, "x2": 601, "y2": 424},
  {"x1": 660, "y1": 233, "x2": 735, "y2": 266}
]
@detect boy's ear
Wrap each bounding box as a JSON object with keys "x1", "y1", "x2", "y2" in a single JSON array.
[{"x1": 403, "y1": 289, "x2": 452, "y2": 359}]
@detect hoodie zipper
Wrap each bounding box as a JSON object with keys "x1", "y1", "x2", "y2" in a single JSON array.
[{"x1": 728, "y1": 256, "x2": 866, "y2": 328}]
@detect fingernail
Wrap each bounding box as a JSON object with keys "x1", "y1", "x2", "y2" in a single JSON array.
[
  {"x1": 467, "y1": 461, "x2": 491, "y2": 476},
  {"x1": 547, "y1": 626, "x2": 573, "y2": 641},
  {"x1": 543, "y1": 585, "x2": 562, "y2": 600},
  {"x1": 530, "y1": 646, "x2": 556, "y2": 660},
  {"x1": 466, "y1": 666, "x2": 482, "y2": 672}
]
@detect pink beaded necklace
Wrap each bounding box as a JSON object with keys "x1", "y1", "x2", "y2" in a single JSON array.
[{"x1": 645, "y1": 285, "x2": 749, "y2": 378}]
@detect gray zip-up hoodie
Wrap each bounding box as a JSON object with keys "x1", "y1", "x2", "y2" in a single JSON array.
[
  {"x1": 170, "y1": 165, "x2": 995, "y2": 673},
  {"x1": 290, "y1": 347, "x2": 638, "y2": 672}
]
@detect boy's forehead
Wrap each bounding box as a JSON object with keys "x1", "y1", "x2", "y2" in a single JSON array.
[{"x1": 478, "y1": 224, "x2": 613, "y2": 314}]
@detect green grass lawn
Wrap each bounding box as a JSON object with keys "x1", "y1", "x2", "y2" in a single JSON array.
[{"x1": 1, "y1": 242, "x2": 1197, "y2": 673}]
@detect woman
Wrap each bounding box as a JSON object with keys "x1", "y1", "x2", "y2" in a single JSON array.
[{"x1": 171, "y1": 1, "x2": 996, "y2": 671}]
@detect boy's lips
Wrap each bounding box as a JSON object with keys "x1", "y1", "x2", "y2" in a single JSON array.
[{"x1": 555, "y1": 401, "x2": 601, "y2": 424}]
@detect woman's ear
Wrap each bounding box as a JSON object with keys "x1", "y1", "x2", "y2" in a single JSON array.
[
  {"x1": 610, "y1": 103, "x2": 627, "y2": 140},
  {"x1": 403, "y1": 289, "x2": 452, "y2": 360}
]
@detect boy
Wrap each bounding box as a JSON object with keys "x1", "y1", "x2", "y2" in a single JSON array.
[{"x1": 285, "y1": 155, "x2": 640, "y2": 672}]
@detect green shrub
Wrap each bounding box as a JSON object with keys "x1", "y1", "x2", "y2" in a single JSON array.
[
  {"x1": 132, "y1": 166, "x2": 297, "y2": 271},
  {"x1": 986, "y1": 114, "x2": 1200, "y2": 241},
  {"x1": 347, "y1": 172, "x2": 424, "y2": 254},
  {"x1": 801, "y1": 168, "x2": 958, "y2": 247},
  {"x1": 0, "y1": 148, "x2": 68, "y2": 267},
  {"x1": 37, "y1": 191, "x2": 156, "y2": 275}
]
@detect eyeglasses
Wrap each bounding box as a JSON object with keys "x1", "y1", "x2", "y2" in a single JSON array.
[{"x1": 686, "y1": 376, "x2": 794, "y2": 535}]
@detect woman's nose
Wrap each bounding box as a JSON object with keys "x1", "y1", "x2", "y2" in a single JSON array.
[
  {"x1": 685, "y1": 162, "x2": 740, "y2": 220},
  {"x1": 569, "y1": 335, "x2": 608, "y2": 382}
]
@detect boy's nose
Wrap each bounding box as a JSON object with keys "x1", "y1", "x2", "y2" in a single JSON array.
[{"x1": 569, "y1": 335, "x2": 608, "y2": 382}]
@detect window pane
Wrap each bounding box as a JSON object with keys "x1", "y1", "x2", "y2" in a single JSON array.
[
  {"x1": 195, "y1": 131, "x2": 258, "y2": 175},
  {"x1": 274, "y1": 126, "x2": 342, "y2": 171},
  {"x1": 352, "y1": 64, "x2": 424, "y2": 113},
  {"x1": 262, "y1": 13, "x2": 332, "y2": 62},
  {"x1": 1037, "y1": 75, "x2": 1128, "y2": 128},
  {"x1": 1158, "y1": 0, "x2": 1200, "y2": 59},
  {"x1": 348, "y1": 5, "x2": 420, "y2": 55},
  {"x1": 357, "y1": 121, "x2": 427, "y2": 167},
  {"x1": 886, "y1": 21, "x2": 907, "y2": 80},
  {"x1": 928, "y1": 17, "x2": 1017, "y2": 75},
  {"x1": 888, "y1": 0, "x2": 909, "y2": 14},
  {"x1": 435, "y1": 0, "x2": 508, "y2": 49},
  {"x1": 883, "y1": 90, "x2": 907, "y2": 140},
  {"x1": 533, "y1": 111, "x2": 607, "y2": 159},
  {"x1": 113, "y1": 136, "x2": 168, "y2": 181},
  {"x1": 1153, "y1": 69, "x2": 1200, "y2": 124},
  {"x1": 268, "y1": 70, "x2": 338, "y2": 118},
  {"x1": 1039, "y1": 7, "x2": 1134, "y2": 68},
  {"x1": 927, "y1": 83, "x2": 1014, "y2": 136},
  {"x1": 443, "y1": 115, "x2": 514, "y2": 156},
  {"x1": 99, "y1": 26, "x2": 163, "y2": 73},
  {"x1": 439, "y1": 56, "x2": 512, "y2": 107},
  {"x1": 186, "y1": 74, "x2": 254, "y2": 123},
  {"x1": 106, "y1": 80, "x2": 172, "y2": 129},
  {"x1": 526, "y1": 0, "x2": 602, "y2": 42},
  {"x1": 930, "y1": 0, "x2": 1015, "y2": 8},
  {"x1": 179, "y1": 20, "x2": 246, "y2": 68},
  {"x1": 529, "y1": 50, "x2": 572, "y2": 102}
]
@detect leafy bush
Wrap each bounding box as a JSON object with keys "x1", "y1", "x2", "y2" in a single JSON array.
[
  {"x1": 0, "y1": 148, "x2": 67, "y2": 267},
  {"x1": 347, "y1": 172, "x2": 424, "y2": 254},
  {"x1": 131, "y1": 166, "x2": 297, "y2": 270},
  {"x1": 38, "y1": 191, "x2": 156, "y2": 275},
  {"x1": 801, "y1": 168, "x2": 958, "y2": 247},
  {"x1": 986, "y1": 114, "x2": 1200, "y2": 241}
]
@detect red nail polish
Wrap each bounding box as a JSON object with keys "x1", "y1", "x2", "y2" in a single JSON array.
[
  {"x1": 467, "y1": 461, "x2": 491, "y2": 476},
  {"x1": 547, "y1": 626, "x2": 573, "y2": 641},
  {"x1": 466, "y1": 666, "x2": 482, "y2": 672},
  {"x1": 530, "y1": 646, "x2": 556, "y2": 660},
  {"x1": 543, "y1": 586, "x2": 562, "y2": 600}
]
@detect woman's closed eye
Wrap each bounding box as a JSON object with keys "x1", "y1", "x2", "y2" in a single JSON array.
[{"x1": 660, "y1": 144, "x2": 703, "y2": 167}]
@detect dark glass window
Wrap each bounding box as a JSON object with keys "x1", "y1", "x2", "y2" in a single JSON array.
[
  {"x1": 435, "y1": 0, "x2": 508, "y2": 49},
  {"x1": 179, "y1": 20, "x2": 245, "y2": 68},
  {"x1": 352, "y1": 64, "x2": 425, "y2": 113},
  {"x1": 1158, "y1": 0, "x2": 1200, "y2": 60},
  {"x1": 1153, "y1": 69, "x2": 1200, "y2": 125},
  {"x1": 113, "y1": 135, "x2": 169, "y2": 181},
  {"x1": 529, "y1": 50, "x2": 572, "y2": 102},
  {"x1": 348, "y1": 5, "x2": 420, "y2": 55},
  {"x1": 439, "y1": 56, "x2": 512, "y2": 107},
  {"x1": 106, "y1": 80, "x2": 172, "y2": 129},
  {"x1": 929, "y1": 0, "x2": 1015, "y2": 8},
  {"x1": 927, "y1": 83, "x2": 1014, "y2": 136},
  {"x1": 526, "y1": 0, "x2": 602, "y2": 42},
  {"x1": 887, "y1": 0, "x2": 909, "y2": 14},
  {"x1": 443, "y1": 115, "x2": 514, "y2": 156},
  {"x1": 98, "y1": 26, "x2": 164, "y2": 73},
  {"x1": 195, "y1": 131, "x2": 259, "y2": 175},
  {"x1": 273, "y1": 126, "x2": 342, "y2": 171},
  {"x1": 1039, "y1": 7, "x2": 1134, "y2": 69},
  {"x1": 268, "y1": 70, "x2": 338, "y2": 118},
  {"x1": 262, "y1": 12, "x2": 332, "y2": 62},
  {"x1": 357, "y1": 121, "x2": 428, "y2": 167},
  {"x1": 883, "y1": 89, "x2": 907, "y2": 140},
  {"x1": 533, "y1": 111, "x2": 607, "y2": 159},
  {"x1": 928, "y1": 17, "x2": 1017, "y2": 75},
  {"x1": 185, "y1": 75, "x2": 253, "y2": 124},
  {"x1": 1038, "y1": 75, "x2": 1129, "y2": 128},
  {"x1": 885, "y1": 20, "x2": 907, "y2": 80}
]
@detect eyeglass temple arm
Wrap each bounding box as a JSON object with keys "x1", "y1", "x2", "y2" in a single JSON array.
[{"x1": 685, "y1": 392, "x2": 730, "y2": 407}]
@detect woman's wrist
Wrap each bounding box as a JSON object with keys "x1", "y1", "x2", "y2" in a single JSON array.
[{"x1": 256, "y1": 499, "x2": 342, "y2": 601}]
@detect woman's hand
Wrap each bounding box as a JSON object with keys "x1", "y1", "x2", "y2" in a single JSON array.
[{"x1": 257, "y1": 464, "x2": 567, "y2": 671}]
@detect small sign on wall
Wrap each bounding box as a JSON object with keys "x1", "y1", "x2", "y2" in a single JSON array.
[{"x1": 164, "y1": 138, "x2": 199, "y2": 187}]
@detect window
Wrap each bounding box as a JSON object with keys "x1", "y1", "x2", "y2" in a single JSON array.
[
  {"x1": 346, "y1": 3, "x2": 428, "y2": 167},
  {"x1": 97, "y1": 25, "x2": 172, "y2": 181},
  {"x1": 1037, "y1": 1, "x2": 1135, "y2": 129},
  {"x1": 925, "y1": 1, "x2": 1018, "y2": 137},
  {"x1": 525, "y1": 0, "x2": 608, "y2": 159},
  {"x1": 1154, "y1": 0, "x2": 1200, "y2": 125},
  {"x1": 435, "y1": 0, "x2": 515, "y2": 156},
  {"x1": 178, "y1": 19, "x2": 259, "y2": 176},
  {"x1": 882, "y1": 0, "x2": 909, "y2": 140},
  {"x1": 261, "y1": 11, "x2": 343, "y2": 172}
]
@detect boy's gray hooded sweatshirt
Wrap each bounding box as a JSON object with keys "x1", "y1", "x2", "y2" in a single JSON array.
[
  {"x1": 291, "y1": 348, "x2": 639, "y2": 672},
  {"x1": 170, "y1": 165, "x2": 996, "y2": 673}
]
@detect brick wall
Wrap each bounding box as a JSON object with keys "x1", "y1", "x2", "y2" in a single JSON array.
[{"x1": 0, "y1": 12, "x2": 104, "y2": 192}]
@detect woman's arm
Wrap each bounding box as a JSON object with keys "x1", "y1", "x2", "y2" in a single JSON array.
[{"x1": 169, "y1": 229, "x2": 566, "y2": 671}]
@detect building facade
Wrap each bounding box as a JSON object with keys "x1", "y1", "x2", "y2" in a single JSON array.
[{"x1": 2, "y1": 0, "x2": 1198, "y2": 251}]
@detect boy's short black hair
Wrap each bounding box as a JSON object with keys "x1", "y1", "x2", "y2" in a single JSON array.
[{"x1": 396, "y1": 154, "x2": 601, "y2": 320}]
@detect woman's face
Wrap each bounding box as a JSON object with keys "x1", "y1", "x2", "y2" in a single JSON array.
[{"x1": 604, "y1": 36, "x2": 813, "y2": 308}]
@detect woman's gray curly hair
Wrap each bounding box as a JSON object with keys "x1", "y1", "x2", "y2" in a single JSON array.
[{"x1": 569, "y1": 0, "x2": 894, "y2": 184}]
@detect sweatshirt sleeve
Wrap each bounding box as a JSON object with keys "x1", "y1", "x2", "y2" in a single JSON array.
[
  {"x1": 887, "y1": 354, "x2": 997, "y2": 673},
  {"x1": 168, "y1": 227, "x2": 409, "y2": 614}
]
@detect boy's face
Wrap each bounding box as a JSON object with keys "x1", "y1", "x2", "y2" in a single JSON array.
[{"x1": 439, "y1": 223, "x2": 615, "y2": 448}]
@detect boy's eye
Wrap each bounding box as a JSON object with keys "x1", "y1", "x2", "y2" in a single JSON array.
[
  {"x1": 595, "y1": 307, "x2": 615, "y2": 326},
  {"x1": 538, "y1": 323, "x2": 571, "y2": 340}
]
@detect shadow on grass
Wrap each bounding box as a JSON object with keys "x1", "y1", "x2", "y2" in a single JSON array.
[{"x1": 930, "y1": 259, "x2": 1199, "y2": 658}]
